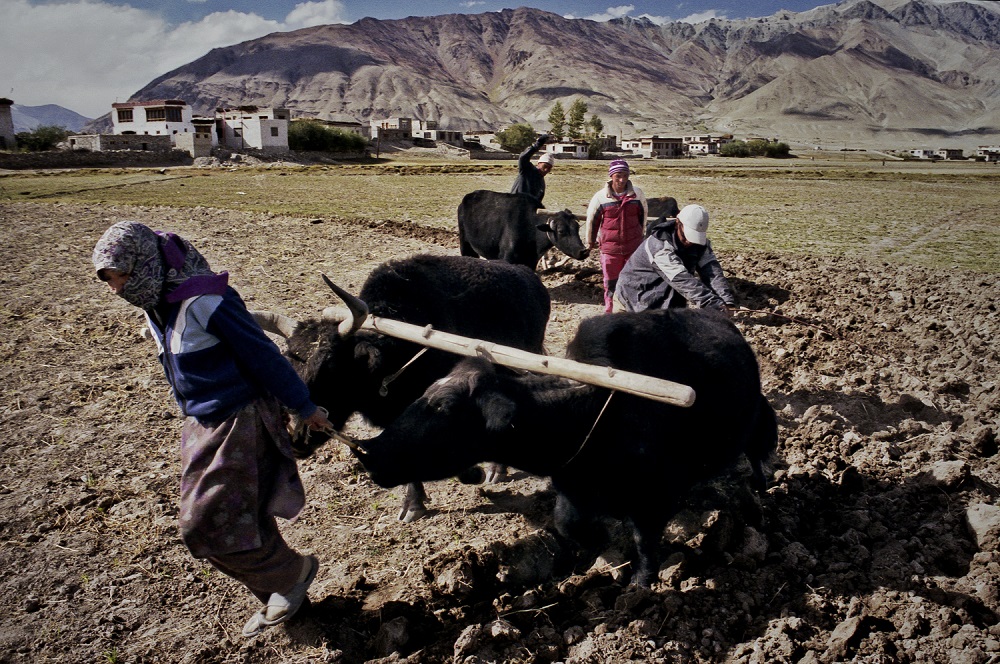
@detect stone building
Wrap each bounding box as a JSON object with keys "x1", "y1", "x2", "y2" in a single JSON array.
[
  {"x1": 0, "y1": 98, "x2": 16, "y2": 149},
  {"x1": 67, "y1": 134, "x2": 172, "y2": 152}
]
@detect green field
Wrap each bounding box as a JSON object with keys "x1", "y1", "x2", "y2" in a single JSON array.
[{"x1": 3, "y1": 156, "x2": 998, "y2": 272}]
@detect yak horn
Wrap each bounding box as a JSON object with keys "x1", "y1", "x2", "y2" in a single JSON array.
[
  {"x1": 321, "y1": 273, "x2": 369, "y2": 338},
  {"x1": 252, "y1": 310, "x2": 301, "y2": 338}
]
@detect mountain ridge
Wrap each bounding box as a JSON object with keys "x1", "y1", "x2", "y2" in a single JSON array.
[
  {"x1": 110, "y1": 0, "x2": 1000, "y2": 150},
  {"x1": 13, "y1": 104, "x2": 92, "y2": 133}
]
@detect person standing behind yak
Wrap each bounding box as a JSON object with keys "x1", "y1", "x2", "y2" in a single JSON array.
[
  {"x1": 92, "y1": 221, "x2": 332, "y2": 639},
  {"x1": 510, "y1": 133, "x2": 553, "y2": 208},
  {"x1": 586, "y1": 159, "x2": 648, "y2": 312},
  {"x1": 613, "y1": 204, "x2": 737, "y2": 316}
]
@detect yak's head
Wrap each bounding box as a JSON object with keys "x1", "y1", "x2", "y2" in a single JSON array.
[
  {"x1": 253, "y1": 275, "x2": 373, "y2": 456},
  {"x1": 355, "y1": 358, "x2": 514, "y2": 488},
  {"x1": 537, "y1": 210, "x2": 589, "y2": 261}
]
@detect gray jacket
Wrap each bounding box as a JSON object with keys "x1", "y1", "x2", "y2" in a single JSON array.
[{"x1": 614, "y1": 218, "x2": 736, "y2": 312}]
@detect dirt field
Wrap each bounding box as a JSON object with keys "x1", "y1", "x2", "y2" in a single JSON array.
[{"x1": 1, "y1": 199, "x2": 998, "y2": 663}]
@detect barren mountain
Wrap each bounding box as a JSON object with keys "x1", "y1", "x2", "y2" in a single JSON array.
[{"x1": 124, "y1": 0, "x2": 1000, "y2": 150}]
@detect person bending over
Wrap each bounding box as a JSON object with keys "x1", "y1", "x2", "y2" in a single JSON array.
[
  {"x1": 92, "y1": 221, "x2": 331, "y2": 639},
  {"x1": 613, "y1": 204, "x2": 737, "y2": 315}
]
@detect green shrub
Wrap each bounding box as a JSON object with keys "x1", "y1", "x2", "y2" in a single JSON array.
[
  {"x1": 288, "y1": 121, "x2": 367, "y2": 152},
  {"x1": 15, "y1": 125, "x2": 70, "y2": 152},
  {"x1": 720, "y1": 140, "x2": 751, "y2": 157},
  {"x1": 764, "y1": 142, "x2": 791, "y2": 158},
  {"x1": 495, "y1": 123, "x2": 537, "y2": 153},
  {"x1": 720, "y1": 139, "x2": 790, "y2": 158}
]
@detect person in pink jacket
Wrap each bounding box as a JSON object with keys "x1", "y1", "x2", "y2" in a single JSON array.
[{"x1": 586, "y1": 159, "x2": 648, "y2": 312}]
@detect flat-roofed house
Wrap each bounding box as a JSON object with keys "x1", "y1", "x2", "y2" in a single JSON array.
[
  {"x1": 216, "y1": 106, "x2": 290, "y2": 152},
  {"x1": 112, "y1": 100, "x2": 194, "y2": 145}
]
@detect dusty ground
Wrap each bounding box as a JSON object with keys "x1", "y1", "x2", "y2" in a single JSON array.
[{"x1": 1, "y1": 201, "x2": 998, "y2": 663}]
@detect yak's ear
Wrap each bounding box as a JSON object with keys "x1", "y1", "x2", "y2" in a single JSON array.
[
  {"x1": 478, "y1": 391, "x2": 516, "y2": 433},
  {"x1": 355, "y1": 340, "x2": 382, "y2": 373}
]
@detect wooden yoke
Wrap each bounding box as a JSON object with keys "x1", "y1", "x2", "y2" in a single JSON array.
[{"x1": 359, "y1": 314, "x2": 696, "y2": 408}]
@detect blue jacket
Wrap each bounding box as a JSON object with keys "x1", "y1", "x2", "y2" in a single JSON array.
[
  {"x1": 146, "y1": 287, "x2": 316, "y2": 423},
  {"x1": 614, "y1": 219, "x2": 736, "y2": 312}
]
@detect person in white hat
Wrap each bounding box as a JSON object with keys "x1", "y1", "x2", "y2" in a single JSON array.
[
  {"x1": 510, "y1": 133, "x2": 553, "y2": 208},
  {"x1": 612, "y1": 204, "x2": 737, "y2": 315}
]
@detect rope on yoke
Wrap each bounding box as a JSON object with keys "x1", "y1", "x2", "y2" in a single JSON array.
[
  {"x1": 560, "y1": 390, "x2": 616, "y2": 469},
  {"x1": 296, "y1": 406, "x2": 365, "y2": 454},
  {"x1": 380, "y1": 347, "x2": 429, "y2": 396}
]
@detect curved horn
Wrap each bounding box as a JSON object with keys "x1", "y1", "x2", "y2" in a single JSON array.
[
  {"x1": 321, "y1": 273, "x2": 369, "y2": 338},
  {"x1": 251, "y1": 310, "x2": 301, "y2": 338}
]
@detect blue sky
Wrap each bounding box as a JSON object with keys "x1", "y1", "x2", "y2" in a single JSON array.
[{"x1": 0, "y1": 0, "x2": 889, "y2": 118}]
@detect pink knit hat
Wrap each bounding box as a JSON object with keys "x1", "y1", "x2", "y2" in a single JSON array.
[{"x1": 608, "y1": 159, "x2": 629, "y2": 176}]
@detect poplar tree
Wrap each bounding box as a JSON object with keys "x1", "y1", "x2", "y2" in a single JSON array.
[
  {"x1": 567, "y1": 99, "x2": 588, "y2": 140},
  {"x1": 547, "y1": 102, "x2": 566, "y2": 140}
]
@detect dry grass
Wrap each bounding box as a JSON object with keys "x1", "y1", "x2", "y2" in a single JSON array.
[{"x1": 2, "y1": 155, "x2": 998, "y2": 272}]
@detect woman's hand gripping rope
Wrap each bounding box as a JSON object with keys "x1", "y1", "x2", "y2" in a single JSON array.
[{"x1": 292, "y1": 407, "x2": 365, "y2": 455}]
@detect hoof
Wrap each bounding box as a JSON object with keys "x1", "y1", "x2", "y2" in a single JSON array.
[
  {"x1": 399, "y1": 505, "x2": 427, "y2": 523},
  {"x1": 484, "y1": 463, "x2": 508, "y2": 484},
  {"x1": 457, "y1": 466, "x2": 486, "y2": 485}
]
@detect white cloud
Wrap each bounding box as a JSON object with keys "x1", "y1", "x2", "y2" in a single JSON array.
[
  {"x1": 563, "y1": 4, "x2": 727, "y2": 25},
  {"x1": 285, "y1": 0, "x2": 349, "y2": 29},
  {"x1": 566, "y1": 4, "x2": 635, "y2": 21},
  {"x1": 460, "y1": 1, "x2": 486, "y2": 7},
  {"x1": 0, "y1": 0, "x2": 347, "y2": 118},
  {"x1": 639, "y1": 9, "x2": 728, "y2": 24}
]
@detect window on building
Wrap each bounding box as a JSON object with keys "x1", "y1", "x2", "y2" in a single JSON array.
[
  {"x1": 117, "y1": 109, "x2": 133, "y2": 123},
  {"x1": 146, "y1": 108, "x2": 166, "y2": 122},
  {"x1": 165, "y1": 107, "x2": 182, "y2": 122},
  {"x1": 271, "y1": 127, "x2": 279, "y2": 137}
]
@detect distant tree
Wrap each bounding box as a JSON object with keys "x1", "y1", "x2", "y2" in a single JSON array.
[
  {"x1": 719, "y1": 139, "x2": 791, "y2": 158},
  {"x1": 495, "y1": 123, "x2": 537, "y2": 153},
  {"x1": 587, "y1": 137, "x2": 604, "y2": 160},
  {"x1": 15, "y1": 125, "x2": 70, "y2": 152},
  {"x1": 747, "y1": 139, "x2": 770, "y2": 157},
  {"x1": 764, "y1": 142, "x2": 791, "y2": 158},
  {"x1": 567, "y1": 99, "x2": 588, "y2": 140},
  {"x1": 547, "y1": 102, "x2": 566, "y2": 141},
  {"x1": 720, "y1": 140, "x2": 751, "y2": 157},
  {"x1": 288, "y1": 121, "x2": 367, "y2": 152},
  {"x1": 586, "y1": 114, "x2": 604, "y2": 139}
]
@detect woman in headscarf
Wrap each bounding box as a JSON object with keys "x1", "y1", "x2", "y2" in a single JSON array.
[
  {"x1": 92, "y1": 221, "x2": 331, "y2": 638},
  {"x1": 585, "y1": 159, "x2": 649, "y2": 312}
]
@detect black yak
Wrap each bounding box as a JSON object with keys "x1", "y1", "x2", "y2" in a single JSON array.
[
  {"x1": 353, "y1": 308, "x2": 777, "y2": 585},
  {"x1": 254, "y1": 254, "x2": 551, "y2": 522}
]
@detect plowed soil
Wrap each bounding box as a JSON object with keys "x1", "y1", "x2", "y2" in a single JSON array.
[{"x1": 1, "y1": 201, "x2": 998, "y2": 663}]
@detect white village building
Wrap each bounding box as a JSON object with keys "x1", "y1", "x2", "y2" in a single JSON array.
[{"x1": 99, "y1": 100, "x2": 290, "y2": 156}]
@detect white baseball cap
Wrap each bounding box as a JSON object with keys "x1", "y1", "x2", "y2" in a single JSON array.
[
  {"x1": 677, "y1": 204, "x2": 709, "y2": 245},
  {"x1": 537, "y1": 153, "x2": 555, "y2": 165}
]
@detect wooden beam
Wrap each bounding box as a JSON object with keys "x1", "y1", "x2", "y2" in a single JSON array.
[{"x1": 360, "y1": 314, "x2": 696, "y2": 408}]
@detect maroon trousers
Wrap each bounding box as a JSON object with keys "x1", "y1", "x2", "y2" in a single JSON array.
[{"x1": 179, "y1": 398, "x2": 307, "y2": 602}]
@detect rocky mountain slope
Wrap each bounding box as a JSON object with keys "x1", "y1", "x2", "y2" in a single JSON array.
[
  {"x1": 12, "y1": 104, "x2": 92, "y2": 133},
  {"x1": 124, "y1": 0, "x2": 1000, "y2": 149}
]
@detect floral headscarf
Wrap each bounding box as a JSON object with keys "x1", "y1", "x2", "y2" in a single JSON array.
[{"x1": 92, "y1": 221, "x2": 227, "y2": 309}]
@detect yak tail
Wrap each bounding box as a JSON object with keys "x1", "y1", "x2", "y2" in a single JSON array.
[{"x1": 746, "y1": 394, "x2": 779, "y2": 494}]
